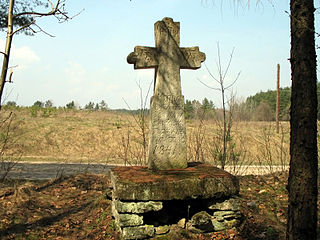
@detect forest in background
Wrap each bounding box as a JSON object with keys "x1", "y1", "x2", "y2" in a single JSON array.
[{"x1": 185, "y1": 82, "x2": 320, "y2": 121}]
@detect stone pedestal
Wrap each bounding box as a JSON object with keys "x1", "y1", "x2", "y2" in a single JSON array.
[{"x1": 110, "y1": 163, "x2": 242, "y2": 239}]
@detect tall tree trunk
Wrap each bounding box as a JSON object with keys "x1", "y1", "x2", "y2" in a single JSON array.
[
  {"x1": 0, "y1": 0, "x2": 14, "y2": 108},
  {"x1": 287, "y1": 0, "x2": 318, "y2": 239}
]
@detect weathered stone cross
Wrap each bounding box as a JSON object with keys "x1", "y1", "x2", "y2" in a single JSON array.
[{"x1": 127, "y1": 17, "x2": 205, "y2": 170}]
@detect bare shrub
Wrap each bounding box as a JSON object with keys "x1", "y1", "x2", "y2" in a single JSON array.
[
  {"x1": 254, "y1": 123, "x2": 289, "y2": 175},
  {"x1": 0, "y1": 110, "x2": 24, "y2": 181},
  {"x1": 187, "y1": 116, "x2": 207, "y2": 163},
  {"x1": 117, "y1": 127, "x2": 132, "y2": 166},
  {"x1": 114, "y1": 122, "x2": 149, "y2": 166},
  {"x1": 119, "y1": 80, "x2": 152, "y2": 166},
  {"x1": 199, "y1": 44, "x2": 241, "y2": 170}
]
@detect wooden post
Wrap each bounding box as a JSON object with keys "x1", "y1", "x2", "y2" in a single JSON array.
[{"x1": 276, "y1": 64, "x2": 280, "y2": 134}]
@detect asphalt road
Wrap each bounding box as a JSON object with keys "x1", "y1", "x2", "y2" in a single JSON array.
[
  {"x1": 0, "y1": 162, "x2": 114, "y2": 180},
  {"x1": 0, "y1": 162, "x2": 289, "y2": 180}
]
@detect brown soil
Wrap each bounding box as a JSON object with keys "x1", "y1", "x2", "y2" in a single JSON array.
[{"x1": 0, "y1": 174, "x2": 119, "y2": 240}]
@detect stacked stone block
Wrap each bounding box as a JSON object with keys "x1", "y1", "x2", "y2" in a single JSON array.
[
  {"x1": 112, "y1": 197, "x2": 242, "y2": 239},
  {"x1": 112, "y1": 200, "x2": 162, "y2": 239}
]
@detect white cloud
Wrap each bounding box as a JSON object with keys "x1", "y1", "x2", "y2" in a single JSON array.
[
  {"x1": 13, "y1": 46, "x2": 40, "y2": 63},
  {"x1": 63, "y1": 62, "x2": 125, "y2": 106},
  {"x1": 0, "y1": 39, "x2": 40, "y2": 71}
]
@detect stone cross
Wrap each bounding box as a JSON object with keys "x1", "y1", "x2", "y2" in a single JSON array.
[{"x1": 127, "y1": 17, "x2": 205, "y2": 170}]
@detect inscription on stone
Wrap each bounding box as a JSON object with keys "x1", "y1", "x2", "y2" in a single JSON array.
[{"x1": 127, "y1": 17, "x2": 205, "y2": 170}]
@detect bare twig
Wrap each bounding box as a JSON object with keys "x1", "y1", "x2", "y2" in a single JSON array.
[
  {"x1": 29, "y1": 23, "x2": 56, "y2": 37},
  {"x1": 122, "y1": 79, "x2": 153, "y2": 165},
  {"x1": 198, "y1": 77, "x2": 220, "y2": 91}
]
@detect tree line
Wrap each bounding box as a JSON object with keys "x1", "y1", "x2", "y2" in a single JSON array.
[
  {"x1": 4, "y1": 99, "x2": 109, "y2": 111},
  {"x1": 246, "y1": 82, "x2": 320, "y2": 121},
  {"x1": 184, "y1": 92, "x2": 285, "y2": 122},
  {"x1": 4, "y1": 83, "x2": 318, "y2": 121},
  {"x1": 183, "y1": 82, "x2": 320, "y2": 122}
]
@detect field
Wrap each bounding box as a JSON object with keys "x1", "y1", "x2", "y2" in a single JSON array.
[{"x1": 0, "y1": 107, "x2": 291, "y2": 172}]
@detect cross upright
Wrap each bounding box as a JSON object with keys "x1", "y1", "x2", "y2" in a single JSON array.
[{"x1": 127, "y1": 17, "x2": 206, "y2": 170}]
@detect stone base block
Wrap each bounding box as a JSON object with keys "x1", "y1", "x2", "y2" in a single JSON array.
[
  {"x1": 111, "y1": 162, "x2": 239, "y2": 201},
  {"x1": 110, "y1": 163, "x2": 242, "y2": 239}
]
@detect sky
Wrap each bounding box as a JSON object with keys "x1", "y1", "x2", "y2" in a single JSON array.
[{"x1": 0, "y1": 0, "x2": 307, "y2": 109}]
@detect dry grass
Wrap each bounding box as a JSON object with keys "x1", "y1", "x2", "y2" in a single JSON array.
[
  {"x1": 187, "y1": 119, "x2": 290, "y2": 169},
  {"x1": 1, "y1": 108, "x2": 290, "y2": 167}
]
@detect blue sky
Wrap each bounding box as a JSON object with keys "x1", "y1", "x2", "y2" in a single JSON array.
[{"x1": 0, "y1": 0, "x2": 297, "y2": 109}]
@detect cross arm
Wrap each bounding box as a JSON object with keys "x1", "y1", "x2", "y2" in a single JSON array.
[
  {"x1": 179, "y1": 47, "x2": 206, "y2": 69},
  {"x1": 127, "y1": 46, "x2": 158, "y2": 69}
]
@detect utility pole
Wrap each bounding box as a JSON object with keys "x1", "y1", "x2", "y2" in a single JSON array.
[{"x1": 276, "y1": 63, "x2": 280, "y2": 134}]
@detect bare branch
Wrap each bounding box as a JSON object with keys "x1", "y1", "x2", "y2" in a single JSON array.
[
  {"x1": 216, "y1": 42, "x2": 223, "y2": 84},
  {"x1": 122, "y1": 97, "x2": 143, "y2": 135},
  {"x1": 10, "y1": 0, "x2": 83, "y2": 37},
  {"x1": 204, "y1": 62, "x2": 219, "y2": 84},
  {"x1": 13, "y1": 0, "x2": 62, "y2": 18},
  {"x1": 225, "y1": 71, "x2": 241, "y2": 90},
  {"x1": 64, "y1": 8, "x2": 85, "y2": 21},
  {"x1": 12, "y1": 19, "x2": 36, "y2": 35},
  {"x1": 6, "y1": 71, "x2": 13, "y2": 83},
  {"x1": 197, "y1": 77, "x2": 220, "y2": 91},
  {"x1": 222, "y1": 47, "x2": 235, "y2": 81},
  {"x1": 48, "y1": 0, "x2": 55, "y2": 9},
  {"x1": 12, "y1": 0, "x2": 85, "y2": 26},
  {"x1": 30, "y1": 23, "x2": 56, "y2": 37},
  {"x1": 13, "y1": 9, "x2": 58, "y2": 18},
  {"x1": 143, "y1": 79, "x2": 153, "y2": 113},
  {"x1": 127, "y1": 79, "x2": 152, "y2": 129}
]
